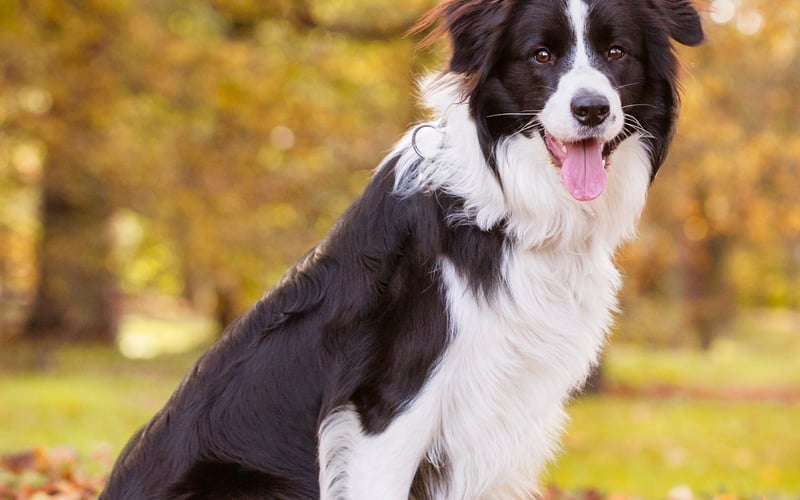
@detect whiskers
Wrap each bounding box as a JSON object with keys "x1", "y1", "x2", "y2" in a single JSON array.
[
  {"x1": 484, "y1": 109, "x2": 544, "y2": 140},
  {"x1": 622, "y1": 103, "x2": 657, "y2": 111},
  {"x1": 615, "y1": 82, "x2": 642, "y2": 91},
  {"x1": 621, "y1": 113, "x2": 654, "y2": 141},
  {"x1": 483, "y1": 100, "x2": 655, "y2": 152},
  {"x1": 511, "y1": 116, "x2": 543, "y2": 139},
  {"x1": 611, "y1": 113, "x2": 655, "y2": 159},
  {"x1": 485, "y1": 110, "x2": 541, "y2": 119}
]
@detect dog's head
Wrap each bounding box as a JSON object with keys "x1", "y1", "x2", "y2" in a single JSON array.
[{"x1": 416, "y1": 0, "x2": 703, "y2": 201}]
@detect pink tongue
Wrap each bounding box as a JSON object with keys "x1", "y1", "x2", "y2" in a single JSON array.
[{"x1": 561, "y1": 139, "x2": 607, "y2": 201}]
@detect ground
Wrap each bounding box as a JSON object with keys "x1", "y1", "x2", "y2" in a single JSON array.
[{"x1": 1, "y1": 310, "x2": 799, "y2": 499}]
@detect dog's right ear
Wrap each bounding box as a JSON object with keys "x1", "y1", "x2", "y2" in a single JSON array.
[
  {"x1": 654, "y1": 0, "x2": 705, "y2": 46},
  {"x1": 411, "y1": 0, "x2": 508, "y2": 77}
]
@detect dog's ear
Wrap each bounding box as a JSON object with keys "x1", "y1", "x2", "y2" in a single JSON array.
[
  {"x1": 412, "y1": 0, "x2": 508, "y2": 76},
  {"x1": 658, "y1": 0, "x2": 705, "y2": 46}
]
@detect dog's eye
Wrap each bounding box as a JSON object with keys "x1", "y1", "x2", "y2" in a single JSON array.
[
  {"x1": 608, "y1": 46, "x2": 625, "y2": 61},
  {"x1": 532, "y1": 48, "x2": 552, "y2": 64}
]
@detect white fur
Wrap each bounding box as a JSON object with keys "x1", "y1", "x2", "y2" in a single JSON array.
[
  {"x1": 320, "y1": 383, "x2": 442, "y2": 500},
  {"x1": 393, "y1": 75, "x2": 508, "y2": 231},
  {"x1": 569, "y1": 0, "x2": 591, "y2": 67},
  {"x1": 319, "y1": 406, "x2": 362, "y2": 499},
  {"x1": 319, "y1": 1, "x2": 652, "y2": 495}
]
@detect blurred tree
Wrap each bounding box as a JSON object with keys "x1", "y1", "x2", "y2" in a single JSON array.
[
  {"x1": 116, "y1": 0, "x2": 432, "y2": 326},
  {"x1": 4, "y1": 0, "x2": 796, "y2": 350},
  {"x1": 0, "y1": 0, "x2": 434, "y2": 342},
  {"x1": 619, "y1": 0, "x2": 800, "y2": 348},
  {"x1": 1, "y1": 1, "x2": 130, "y2": 341}
]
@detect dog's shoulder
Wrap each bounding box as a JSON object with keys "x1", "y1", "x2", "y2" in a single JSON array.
[{"x1": 239, "y1": 154, "x2": 444, "y2": 334}]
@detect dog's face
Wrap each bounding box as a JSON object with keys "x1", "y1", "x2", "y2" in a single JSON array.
[{"x1": 423, "y1": 0, "x2": 703, "y2": 201}]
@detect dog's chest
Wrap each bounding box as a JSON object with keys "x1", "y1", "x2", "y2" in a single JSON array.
[
  {"x1": 419, "y1": 247, "x2": 618, "y2": 497},
  {"x1": 321, "y1": 245, "x2": 620, "y2": 500}
]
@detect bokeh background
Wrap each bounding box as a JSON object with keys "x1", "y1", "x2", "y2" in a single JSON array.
[{"x1": 0, "y1": 0, "x2": 798, "y2": 498}]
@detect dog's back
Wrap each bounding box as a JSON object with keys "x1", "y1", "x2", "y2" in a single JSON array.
[{"x1": 102, "y1": 164, "x2": 454, "y2": 499}]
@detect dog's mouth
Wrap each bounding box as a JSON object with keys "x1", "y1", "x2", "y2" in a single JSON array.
[{"x1": 542, "y1": 130, "x2": 613, "y2": 202}]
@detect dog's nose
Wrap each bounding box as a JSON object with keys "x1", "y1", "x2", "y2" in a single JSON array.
[{"x1": 571, "y1": 94, "x2": 610, "y2": 127}]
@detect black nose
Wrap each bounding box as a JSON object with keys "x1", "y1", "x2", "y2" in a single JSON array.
[{"x1": 571, "y1": 94, "x2": 610, "y2": 127}]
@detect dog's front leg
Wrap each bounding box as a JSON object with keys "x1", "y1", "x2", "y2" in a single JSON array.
[{"x1": 319, "y1": 401, "x2": 437, "y2": 500}]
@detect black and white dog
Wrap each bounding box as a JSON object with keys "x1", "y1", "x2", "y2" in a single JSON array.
[{"x1": 102, "y1": 0, "x2": 703, "y2": 498}]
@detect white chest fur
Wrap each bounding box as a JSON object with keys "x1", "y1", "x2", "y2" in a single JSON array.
[
  {"x1": 320, "y1": 241, "x2": 624, "y2": 500},
  {"x1": 423, "y1": 244, "x2": 619, "y2": 498}
]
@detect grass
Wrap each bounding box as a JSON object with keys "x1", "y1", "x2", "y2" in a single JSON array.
[
  {"x1": 607, "y1": 343, "x2": 800, "y2": 388},
  {"x1": 547, "y1": 398, "x2": 800, "y2": 498},
  {"x1": 1, "y1": 309, "x2": 799, "y2": 498},
  {"x1": 0, "y1": 345, "x2": 196, "y2": 455}
]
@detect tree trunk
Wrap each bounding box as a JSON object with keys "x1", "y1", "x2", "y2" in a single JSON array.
[
  {"x1": 24, "y1": 173, "x2": 117, "y2": 343},
  {"x1": 680, "y1": 232, "x2": 734, "y2": 350},
  {"x1": 17, "y1": 3, "x2": 123, "y2": 344},
  {"x1": 214, "y1": 277, "x2": 242, "y2": 334}
]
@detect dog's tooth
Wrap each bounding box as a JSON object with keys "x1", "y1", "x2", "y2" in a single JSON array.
[{"x1": 561, "y1": 144, "x2": 567, "y2": 153}]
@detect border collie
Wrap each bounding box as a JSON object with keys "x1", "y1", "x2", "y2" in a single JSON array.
[{"x1": 102, "y1": 1, "x2": 703, "y2": 498}]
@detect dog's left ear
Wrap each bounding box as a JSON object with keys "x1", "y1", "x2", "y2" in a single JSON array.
[{"x1": 658, "y1": 0, "x2": 705, "y2": 46}]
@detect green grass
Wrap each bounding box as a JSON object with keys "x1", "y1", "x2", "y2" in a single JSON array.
[
  {"x1": 606, "y1": 323, "x2": 800, "y2": 390},
  {"x1": 1, "y1": 309, "x2": 799, "y2": 497},
  {"x1": 546, "y1": 398, "x2": 800, "y2": 498},
  {"x1": 0, "y1": 346, "x2": 195, "y2": 455}
]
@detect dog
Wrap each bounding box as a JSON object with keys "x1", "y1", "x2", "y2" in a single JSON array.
[{"x1": 101, "y1": 0, "x2": 703, "y2": 498}]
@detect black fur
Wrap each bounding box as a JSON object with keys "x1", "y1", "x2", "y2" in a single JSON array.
[{"x1": 101, "y1": 159, "x2": 505, "y2": 499}]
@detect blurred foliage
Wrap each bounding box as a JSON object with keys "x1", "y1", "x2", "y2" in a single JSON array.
[
  {"x1": 0, "y1": 0, "x2": 798, "y2": 345},
  {"x1": 0, "y1": 0, "x2": 437, "y2": 339},
  {"x1": 0, "y1": 446, "x2": 109, "y2": 499}
]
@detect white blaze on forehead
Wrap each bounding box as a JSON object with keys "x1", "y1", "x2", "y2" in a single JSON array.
[{"x1": 567, "y1": 0, "x2": 590, "y2": 67}]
